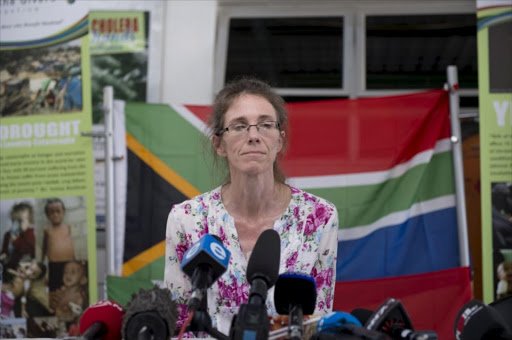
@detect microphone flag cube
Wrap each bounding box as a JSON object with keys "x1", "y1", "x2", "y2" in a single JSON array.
[{"x1": 180, "y1": 233, "x2": 231, "y2": 276}]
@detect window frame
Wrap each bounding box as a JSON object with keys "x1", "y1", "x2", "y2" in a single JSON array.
[{"x1": 215, "y1": 1, "x2": 477, "y2": 100}]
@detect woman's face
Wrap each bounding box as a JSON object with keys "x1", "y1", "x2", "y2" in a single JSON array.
[{"x1": 214, "y1": 94, "x2": 283, "y2": 178}]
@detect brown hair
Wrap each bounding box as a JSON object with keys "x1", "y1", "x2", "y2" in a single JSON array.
[
  {"x1": 207, "y1": 77, "x2": 289, "y2": 183},
  {"x1": 10, "y1": 201, "x2": 34, "y2": 224}
]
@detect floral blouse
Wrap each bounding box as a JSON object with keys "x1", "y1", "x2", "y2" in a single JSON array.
[{"x1": 164, "y1": 185, "x2": 339, "y2": 336}]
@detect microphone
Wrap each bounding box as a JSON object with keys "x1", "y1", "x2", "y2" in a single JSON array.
[
  {"x1": 490, "y1": 295, "x2": 512, "y2": 327},
  {"x1": 364, "y1": 298, "x2": 437, "y2": 340},
  {"x1": 122, "y1": 286, "x2": 177, "y2": 340},
  {"x1": 180, "y1": 233, "x2": 231, "y2": 311},
  {"x1": 454, "y1": 299, "x2": 512, "y2": 340},
  {"x1": 79, "y1": 300, "x2": 125, "y2": 340},
  {"x1": 274, "y1": 272, "x2": 317, "y2": 340},
  {"x1": 316, "y1": 311, "x2": 362, "y2": 333},
  {"x1": 230, "y1": 229, "x2": 281, "y2": 340},
  {"x1": 246, "y1": 229, "x2": 281, "y2": 304},
  {"x1": 311, "y1": 311, "x2": 387, "y2": 340}
]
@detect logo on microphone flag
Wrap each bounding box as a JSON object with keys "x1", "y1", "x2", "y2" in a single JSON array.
[{"x1": 118, "y1": 89, "x2": 470, "y2": 340}]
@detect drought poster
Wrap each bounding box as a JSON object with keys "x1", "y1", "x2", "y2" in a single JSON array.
[{"x1": 0, "y1": 1, "x2": 96, "y2": 337}]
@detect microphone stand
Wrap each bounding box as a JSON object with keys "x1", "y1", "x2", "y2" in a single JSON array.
[{"x1": 188, "y1": 292, "x2": 229, "y2": 340}]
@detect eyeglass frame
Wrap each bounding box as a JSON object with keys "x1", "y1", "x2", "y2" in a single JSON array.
[{"x1": 215, "y1": 121, "x2": 281, "y2": 136}]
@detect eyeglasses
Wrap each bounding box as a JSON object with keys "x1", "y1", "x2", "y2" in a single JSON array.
[{"x1": 216, "y1": 121, "x2": 280, "y2": 136}]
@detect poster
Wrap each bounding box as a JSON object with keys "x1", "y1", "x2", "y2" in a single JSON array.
[
  {"x1": 0, "y1": 0, "x2": 96, "y2": 337},
  {"x1": 476, "y1": 0, "x2": 512, "y2": 302},
  {"x1": 88, "y1": 10, "x2": 145, "y2": 274},
  {"x1": 89, "y1": 11, "x2": 149, "y2": 124}
]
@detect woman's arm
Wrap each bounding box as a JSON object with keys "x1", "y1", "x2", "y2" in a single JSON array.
[
  {"x1": 164, "y1": 207, "x2": 194, "y2": 331},
  {"x1": 312, "y1": 207, "x2": 339, "y2": 314}
]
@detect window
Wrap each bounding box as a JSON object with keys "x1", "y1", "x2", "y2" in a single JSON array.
[
  {"x1": 225, "y1": 17, "x2": 344, "y2": 89},
  {"x1": 365, "y1": 14, "x2": 477, "y2": 90}
]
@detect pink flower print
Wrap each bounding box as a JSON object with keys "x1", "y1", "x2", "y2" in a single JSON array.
[
  {"x1": 314, "y1": 204, "x2": 331, "y2": 225},
  {"x1": 217, "y1": 276, "x2": 249, "y2": 307},
  {"x1": 219, "y1": 228, "x2": 229, "y2": 246},
  {"x1": 286, "y1": 251, "x2": 298, "y2": 270},
  {"x1": 175, "y1": 243, "x2": 188, "y2": 262},
  {"x1": 291, "y1": 187, "x2": 300, "y2": 194},
  {"x1": 322, "y1": 268, "x2": 333, "y2": 287},
  {"x1": 304, "y1": 214, "x2": 318, "y2": 235},
  {"x1": 175, "y1": 234, "x2": 192, "y2": 261},
  {"x1": 183, "y1": 203, "x2": 192, "y2": 215},
  {"x1": 326, "y1": 292, "x2": 332, "y2": 309},
  {"x1": 202, "y1": 215, "x2": 209, "y2": 231},
  {"x1": 198, "y1": 227, "x2": 207, "y2": 239},
  {"x1": 312, "y1": 267, "x2": 325, "y2": 289},
  {"x1": 317, "y1": 300, "x2": 325, "y2": 311},
  {"x1": 176, "y1": 303, "x2": 189, "y2": 329},
  {"x1": 304, "y1": 192, "x2": 318, "y2": 203},
  {"x1": 293, "y1": 206, "x2": 300, "y2": 219},
  {"x1": 212, "y1": 192, "x2": 221, "y2": 201}
]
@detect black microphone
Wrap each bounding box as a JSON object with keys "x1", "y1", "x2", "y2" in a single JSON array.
[
  {"x1": 180, "y1": 233, "x2": 231, "y2": 311},
  {"x1": 490, "y1": 295, "x2": 512, "y2": 326},
  {"x1": 274, "y1": 272, "x2": 317, "y2": 340},
  {"x1": 454, "y1": 299, "x2": 512, "y2": 340},
  {"x1": 230, "y1": 229, "x2": 281, "y2": 340},
  {"x1": 364, "y1": 298, "x2": 438, "y2": 340},
  {"x1": 122, "y1": 286, "x2": 178, "y2": 340},
  {"x1": 246, "y1": 229, "x2": 281, "y2": 304}
]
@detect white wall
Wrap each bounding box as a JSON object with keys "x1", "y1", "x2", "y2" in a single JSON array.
[{"x1": 160, "y1": 1, "x2": 218, "y2": 105}]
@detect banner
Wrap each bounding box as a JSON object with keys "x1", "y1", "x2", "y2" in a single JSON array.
[
  {"x1": 89, "y1": 10, "x2": 148, "y2": 124},
  {"x1": 476, "y1": 0, "x2": 512, "y2": 302},
  {"x1": 88, "y1": 10, "x2": 147, "y2": 275},
  {"x1": 118, "y1": 89, "x2": 470, "y2": 338},
  {"x1": 0, "y1": 1, "x2": 96, "y2": 337}
]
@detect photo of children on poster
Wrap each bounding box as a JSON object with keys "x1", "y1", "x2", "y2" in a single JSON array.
[
  {"x1": 492, "y1": 182, "x2": 512, "y2": 300},
  {"x1": 0, "y1": 196, "x2": 89, "y2": 338}
]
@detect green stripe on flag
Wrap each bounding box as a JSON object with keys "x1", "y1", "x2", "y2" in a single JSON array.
[
  {"x1": 308, "y1": 151, "x2": 455, "y2": 229},
  {"x1": 125, "y1": 103, "x2": 221, "y2": 193}
]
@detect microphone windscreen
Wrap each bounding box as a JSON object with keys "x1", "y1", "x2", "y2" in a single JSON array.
[
  {"x1": 80, "y1": 300, "x2": 125, "y2": 340},
  {"x1": 122, "y1": 286, "x2": 177, "y2": 340},
  {"x1": 316, "y1": 311, "x2": 362, "y2": 333},
  {"x1": 350, "y1": 308, "x2": 373, "y2": 325},
  {"x1": 247, "y1": 229, "x2": 281, "y2": 287},
  {"x1": 274, "y1": 272, "x2": 317, "y2": 315},
  {"x1": 454, "y1": 299, "x2": 511, "y2": 340}
]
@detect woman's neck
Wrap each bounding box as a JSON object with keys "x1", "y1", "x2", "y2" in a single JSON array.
[{"x1": 222, "y1": 174, "x2": 287, "y2": 220}]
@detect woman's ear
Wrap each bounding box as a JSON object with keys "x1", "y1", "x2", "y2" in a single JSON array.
[
  {"x1": 277, "y1": 130, "x2": 285, "y2": 152},
  {"x1": 212, "y1": 135, "x2": 227, "y2": 157}
]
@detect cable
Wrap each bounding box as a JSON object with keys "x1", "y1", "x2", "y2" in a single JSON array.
[{"x1": 177, "y1": 310, "x2": 195, "y2": 340}]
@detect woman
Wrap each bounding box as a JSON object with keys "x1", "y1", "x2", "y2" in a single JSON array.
[{"x1": 164, "y1": 77, "x2": 339, "y2": 335}]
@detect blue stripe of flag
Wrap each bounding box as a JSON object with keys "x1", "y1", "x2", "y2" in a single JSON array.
[{"x1": 337, "y1": 207, "x2": 459, "y2": 281}]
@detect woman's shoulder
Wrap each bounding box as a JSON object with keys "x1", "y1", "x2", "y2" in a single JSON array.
[{"x1": 289, "y1": 186, "x2": 337, "y2": 211}]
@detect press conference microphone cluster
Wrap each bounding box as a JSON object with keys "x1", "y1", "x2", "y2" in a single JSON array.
[
  {"x1": 230, "y1": 229, "x2": 281, "y2": 340},
  {"x1": 454, "y1": 299, "x2": 512, "y2": 340}
]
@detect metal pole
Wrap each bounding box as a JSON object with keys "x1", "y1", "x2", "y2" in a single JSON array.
[
  {"x1": 104, "y1": 86, "x2": 116, "y2": 275},
  {"x1": 446, "y1": 66, "x2": 470, "y2": 267}
]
